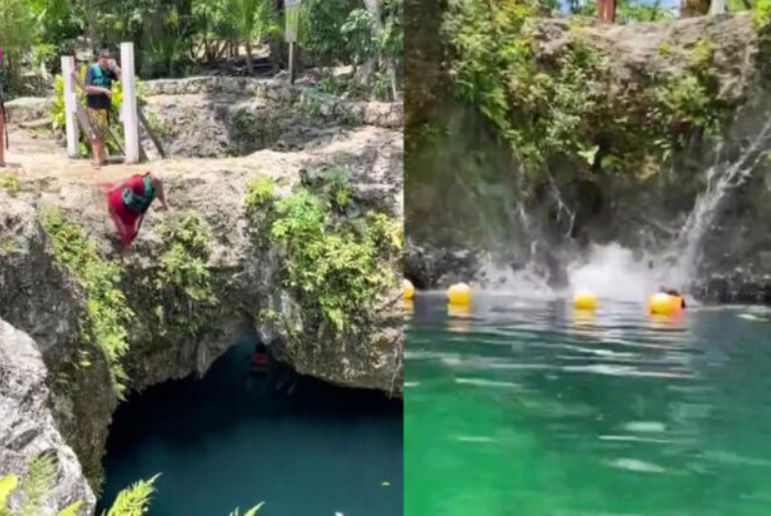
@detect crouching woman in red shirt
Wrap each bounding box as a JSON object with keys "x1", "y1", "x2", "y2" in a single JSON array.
[{"x1": 106, "y1": 172, "x2": 168, "y2": 247}]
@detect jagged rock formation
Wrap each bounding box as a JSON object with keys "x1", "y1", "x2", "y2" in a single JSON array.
[{"x1": 0, "y1": 319, "x2": 96, "y2": 513}]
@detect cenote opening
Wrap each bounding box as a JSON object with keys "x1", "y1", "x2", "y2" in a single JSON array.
[{"x1": 98, "y1": 336, "x2": 403, "y2": 515}]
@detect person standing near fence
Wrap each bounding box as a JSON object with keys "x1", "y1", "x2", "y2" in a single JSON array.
[{"x1": 83, "y1": 50, "x2": 121, "y2": 169}]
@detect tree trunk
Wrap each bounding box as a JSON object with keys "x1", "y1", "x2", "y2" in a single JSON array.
[
  {"x1": 86, "y1": 0, "x2": 99, "y2": 55},
  {"x1": 245, "y1": 41, "x2": 254, "y2": 75},
  {"x1": 359, "y1": 0, "x2": 383, "y2": 94}
]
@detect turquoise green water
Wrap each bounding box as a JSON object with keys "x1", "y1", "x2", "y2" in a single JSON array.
[
  {"x1": 99, "y1": 338, "x2": 402, "y2": 516},
  {"x1": 406, "y1": 295, "x2": 771, "y2": 516}
]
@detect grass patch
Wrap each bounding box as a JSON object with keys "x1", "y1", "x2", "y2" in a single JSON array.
[{"x1": 0, "y1": 172, "x2": 21, "y2": 198}]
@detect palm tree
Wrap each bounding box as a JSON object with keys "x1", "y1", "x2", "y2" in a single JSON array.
[{"x1": 227, "y1": 0, "x2": 280, "y2": 75}]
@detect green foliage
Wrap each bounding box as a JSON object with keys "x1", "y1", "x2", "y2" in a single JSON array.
[
  {"x1": 30, "y1": 43, "x2": 58, "y2": 70},
  {"x1": 658, "y1": 41, "x2": 674, "y2": 58},
  {"x1": 0, "y1": 173, "x2": 21, "y2": 198},
  {"x1": 0, "y1": 0, "x2": 37, "y2": 94},
  {"x1": 340, "y1": 9, "x2": 379, "y2": 65},
  {"x1": 298, "y1": 95, "x2": 325, "y2": 119},
  {"x1": 300, "y1": 0, "x2": 360, "y2": 66},
  {"x1": 301, "y1": 0, "x2": 403, "y2": 99},
  {"x1": 255, "y1": 173, "x2": 401, "y2": 335},
  {"x1": 102, "y1": 475, "x2": 160, "y2": 516},
  {"x1": 40, "y1": 207, "x2": 133, "y2": 397},
  {"x1": 17, "y1": 455, "x2": 56, "y2": 516},
  {"x1": 754, "y1": 0, "x2": 771, "y2": 28},
  {"x1": 139, "y1": 212, "x2": 218, "y2": 337},
  {"x1": 0, "y1": 474, "x2": 17, "y2": 512},
  {"x1": 655, "y1": 74, "x2": 722, "y2": 137},
  {"x1": 320, "y1": 169, "x2": 354, "y2": 211},
  {"x1": 689, "y1": 38, "x2": 714, "y2": 71},
  {"x1": 653, "y1": 37, "x2": 724, "y2": 140},
  {"x1": 55, "y1": 502, "x2": 84, "y2": 516},
  {"x1": 52, "y1": 75, "x2": 67, "y2": 131},
  {"x1": 416, "y1": 123, "x2": 451, "y2": 148},
  {"x1": 1, "y1": 468, "x2": 260, "y2": 516},
  {"x1": 0, "y1": 455, "x2": 81, "y2": 516},
  {"x1": 228, "y1": 0, "x2": 281, "y2": 48},
  {"x1": 244, "y1": 176, "x2": 279, "y2": 246},
  {"x1": 444, "y1": 0, "x2": 729, "y2": 186},
  {"x1": 158, "y1": 214, "x2": 214, "y2": 301},
  {"x1": 27, "y1": 0, "x2": 81, "y2": 57},
  {"x1": 245, "y1": 177, "x2": 277, "y2": 216},
  {"x1": 228, "y1": 503, "x2": 264, "y2": 516}
]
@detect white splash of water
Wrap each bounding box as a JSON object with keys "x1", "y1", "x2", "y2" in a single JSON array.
[
  {"x1": 563, "y1": 117, "x2": 771, "y2": 299},
  {"x1": 566, "y1": 244, "x2": 661, "y2": 302},
  {"x1": 476, "y1": 253, "x2": 554, "y2": 298},
  {"x1": 674, "y1": 116, "x2": 771, "y2": 285}
]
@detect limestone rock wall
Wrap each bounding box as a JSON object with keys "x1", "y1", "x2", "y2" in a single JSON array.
[{"x1": 0, "y1": 319, "x2": 96, "y2": 514}]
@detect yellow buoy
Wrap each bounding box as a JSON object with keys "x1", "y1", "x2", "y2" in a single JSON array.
[
  {"x1": 648, "y1": 292, "x2": 681, "y2": 315},
  {"x1": 447, "y1": 283, "x2": 472, "y2": 306},
  {"x1": 574, "y1": 291, "x2": 597, "y2": 311},
  {"x1": 403, "y1": 279, "x2": 415, "y2": 300}
]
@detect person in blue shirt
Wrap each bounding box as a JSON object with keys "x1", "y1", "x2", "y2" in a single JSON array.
[{"x1": 83, "y1": 50, "x2": 121, "y2": 168}]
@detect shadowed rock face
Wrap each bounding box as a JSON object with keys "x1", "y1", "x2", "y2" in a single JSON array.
[
  {"x1": 0, "y1": 319, "x2": 96, "y2": 514},
  {"x1": 0, "y1": 122, "x2": 403, "y2": 506}
]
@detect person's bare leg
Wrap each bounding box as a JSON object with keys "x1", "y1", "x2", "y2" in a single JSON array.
[
  {"x1": 100, "y1": 140, "x2": 108, "y2": 165},
  {"x1": 598, "y1": 0, "x2": 608, "y2": 22},
  {"x1": 90, "y1": 138, "x2": 100, "y2": 167}
]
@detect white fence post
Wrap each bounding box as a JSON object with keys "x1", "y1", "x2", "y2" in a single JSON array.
[
  {"x1": 710, "y1": 0, "x2": 726, "y2": 15},
  {"x1": 120, "y1": 42, "x2": 139, "y2": 164},
  {"x1": 61, "y1": 56, "x2": 79, "y2": 158}
]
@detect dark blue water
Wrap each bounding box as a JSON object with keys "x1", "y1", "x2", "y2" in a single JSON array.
[{"x1": 99, "y1": 338, "x2": 403, "y2": 516}]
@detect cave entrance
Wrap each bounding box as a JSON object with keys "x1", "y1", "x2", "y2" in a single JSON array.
[{"x1": 97, "y1": 334, "x2": 403, "y2": 515}]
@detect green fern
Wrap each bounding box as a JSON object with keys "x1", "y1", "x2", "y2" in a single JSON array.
[
  {"x1": 2, "y1": 469, "x2": 264, "y2": 516},
  {"x1": 0, "y1": 475, "x2": 19, "y2": 516},
  {"x1": 18, "y1": 455, "x2": 56, "y2": 516},
  {"x1": 229, "y1": 502, "x2": 265, "y2": 516},
  {"x1": 1, "y1": 455, "x2": 81, "y2": 516},
  {"x1": 57, "y1": 501, "x2": 84, "y2": 516},
  {"x1": 102, "y1": 474, "x2": 160, "y2": 516}
]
